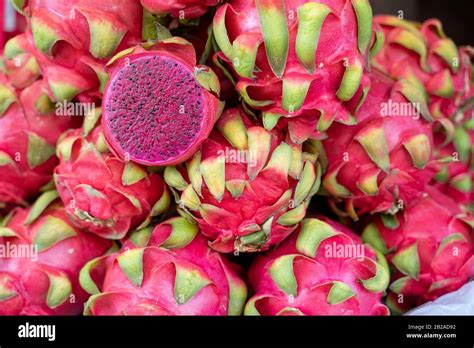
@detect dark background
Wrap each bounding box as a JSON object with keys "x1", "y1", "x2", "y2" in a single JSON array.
[{"x1": 372, "y1": 0, "x2": 474, "y2": 45}]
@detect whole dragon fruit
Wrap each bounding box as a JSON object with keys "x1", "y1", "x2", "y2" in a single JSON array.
[
  {"x1": 164, "y1": 108, "x2": 321, "y2": 253},
  {"x1": 213, "y1": 0, "x2": 377, "y2": 143},
  {"x1": 79, "y1": 216, "x2": 248, "y2": 315},
  {"x1": 245, "y1": 217, "x2": 390, "y2": 315},
  {"x1": 373, "y1": 16, "x2": 473, "y2": 121},
  {"x1": 321, "y1": 72, "x2": 440, "y2": 218},
  {"x1": 102, "y1": 37, "x2": 223, "y2": 166},
  {"x1": 0, "y1": 77, "x2": 80, "y2": 211},
  {"x1": 141, "y1": 0, "x2": 220, "y2": 19},
  {"x1": 0, "y1": 191, "x2": 113, "y2": 315},
  {"x1": 15, "y1": 0, "x2": 143, "y2": 101},
  {"x1": 362, "y1": 187, "x2": 474, "y2": 313},
  {"x1": 54, "y1": 109, "x2": 170, "y2": 240}
]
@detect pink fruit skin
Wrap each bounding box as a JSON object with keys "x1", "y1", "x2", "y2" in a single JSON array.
[
  {"x1": 372, "y1": 16, "x2": 473, "y2": 214},
  {"x1": 432, "y1": 137, "x2": 473, "y2": 209},
  {"x1": 213, "y1": 0, "x2": 375, "y2": 143},
  {"x1": 25, "y1": 0, "x2": 143, "y2": 50},
  {"x1": 141, "y1": 0, "x2": 220, "y2": 18},
  {"x1": 165, "y1": 108, "x2": 320, "y2": 253},
  {"x1": 82, "y1": 218, "x2": 247, "y2": 315},
  {"x1": 20, "y1": 0, "x2": 143, "y2": 101},
  {"x1": 246, "y1": 217, "x2": 389, "y2": 315},
  {"x1": 373, "y1": 16, "x2": 473, "y2": 120},
  {"x1": 2, "y1": 33, "x2": 41, "y2": 89},
  {"x1": 0, "y1": 203, "x2": 112, "y2": 315},
  {"x1": 189, "y1": 111, "x2": 293, "y2": 252},
  {"x1": 363, "y1": 187, "x2": 474, "y2": 311},
  {"x1": 430, "y1": 104, "x2": 473, "y2": 210},
  {"x1": 54, "y1": 126, "x2": 169, "y2": 240},
  {"x1": 322, "y1": 72, "x2": 441, "y2": 217},
  {"x1": 0, "y1": 106, "x2": 53, "y2": 207},
  {"x1": 102, "y1": 40, "x2": 221, "y2": 167},
  {"x1": 0, "y1": 79, "x2": 81, "y2": 209}
]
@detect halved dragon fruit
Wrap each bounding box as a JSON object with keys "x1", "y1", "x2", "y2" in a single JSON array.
[{"x1": 102, "y1": 38, "x2": 223, "y2": 166}]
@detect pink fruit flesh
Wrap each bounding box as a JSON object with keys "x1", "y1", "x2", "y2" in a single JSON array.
[{"x1": 103, "y1": 53, "x2": 209, "y2": 166}]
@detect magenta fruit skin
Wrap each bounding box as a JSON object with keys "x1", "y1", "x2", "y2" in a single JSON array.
[{"x1": 103, "y1": 51, "x2": 220, "y2": 166}]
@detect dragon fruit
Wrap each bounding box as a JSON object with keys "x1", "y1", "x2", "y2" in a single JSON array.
[
  {"x1": 432, "y1": 111, "x2": 473, "y2": 212},
  {"x1": 1, "y1": 33, "x2": 41, "y2": 89},
  {"x1": 164, "y1": 108, "x2": 321, "y2": 253},
  {"x1": 54, "y1": 110, "x2": 170, "y2": 240},
  {"x1": 245, "y1": 217, "x2": 390, "y2": 315},
  {"x1": 403, "y1": 17, "x2": 474, "y2": 212},
  {"x1": 79, "y1": 216, "x2": 248, "y2": 315},
  {"x1": 15, "y1": 0, "x2": 143, "y2": 101},
  {"x1": 213, "y1": 0, "x2": 377, "y2": 143},
  {"x1": 321, "y1": 72, "x2": 440, "y2": 218},
  {"x1": 102, "y1": 37, "x2": 223, "y2": 166},
  {"x1": 0, "y1": 191, "x2": 113, "y2": 315},
  {"x1": 362, "y1": 187, "x2": 474, "y2": 313},
  {"x1": 141, "y1": 0, "x2": 220, "y2": 19},
  {"x1": 0, "y1": 78, "x2": 80, "y2": 210},
  {"x1": 373, "y1": 16, "x2": 473, "y2": 121}
]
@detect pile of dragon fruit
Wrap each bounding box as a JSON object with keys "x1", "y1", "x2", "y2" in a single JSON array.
[{"x1": 0, "y1": 0, "x2": 472, "y2": 316}]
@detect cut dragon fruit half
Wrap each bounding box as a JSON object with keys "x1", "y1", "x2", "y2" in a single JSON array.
[{"x1": 103, "y1": 43, "x2": 222, "y2": 167}]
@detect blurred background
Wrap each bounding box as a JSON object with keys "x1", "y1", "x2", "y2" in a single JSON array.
[
  {"x1": 1, "y1": 0, "x2": 474, "y2": 46},
  {"x1": 371, "y1": 0, "x2": 474, "y2": 45}
]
